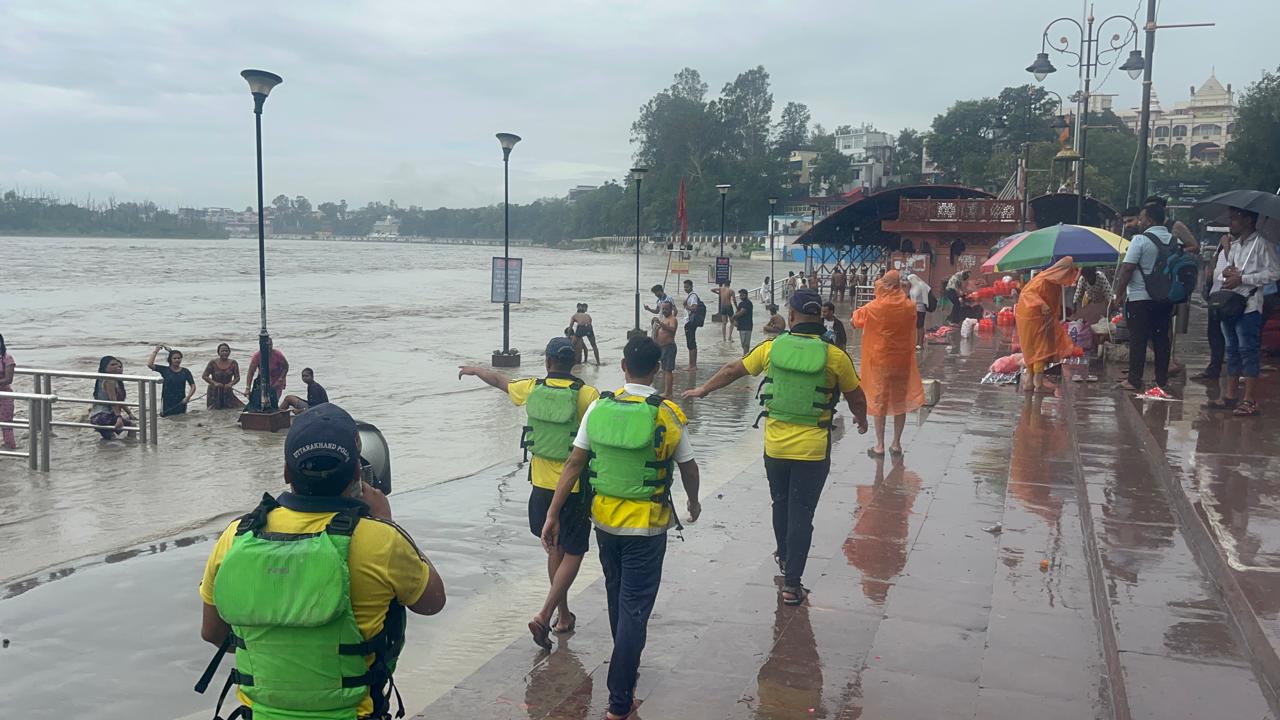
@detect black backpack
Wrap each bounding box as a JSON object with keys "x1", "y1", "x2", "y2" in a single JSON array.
[
  {"x1": 926, "y1": 290, "x2": 938, "y2": 313},
  {"x1": 688, "y1": 298, "x2": 706, "y2": 328},
  {"x1": 1139, "y1": 231, "x2": 1198, "y2": 304}
]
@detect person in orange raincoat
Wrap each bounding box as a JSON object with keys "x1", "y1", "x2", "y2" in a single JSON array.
[
  {"x1": 851, "y1": 270, "x2": 925, "y2": 456},
  {"x1": 1014, "y1": 256, "x2": 1079, "y2": 394}
]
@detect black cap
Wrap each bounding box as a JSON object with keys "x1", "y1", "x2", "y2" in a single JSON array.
[
  {"x1": 284, "y1": 403, "x2": 359, "y2": 490},
  {"x1": 789, "y1": 288, "x2": 822, "y2": 316},
  {"x1": 546, "y1": 337, "x2": 577, "y2": 363}
]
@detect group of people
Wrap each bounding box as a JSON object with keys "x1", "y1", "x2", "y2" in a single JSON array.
[{"x1": 0, "y1": 334, "x2": 332, "y2": 441}]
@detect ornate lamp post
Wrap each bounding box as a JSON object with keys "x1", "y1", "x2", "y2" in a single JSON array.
[
  {"x1": 495, "y1": 132, "x2": 521, "y2": 367},
  {"x1": 808, "y1": 203, "x2": 819, "y2": 279},
  {"x1": 240, "y1": 69, "x2": 282, "y2": 414},
  {"x1": 631, "y1": 167, "x2": 648, "y2": 335},
  {"x1": 1026, "y1": 10, "x2": 1143, "y2": 224},
  {"x1": 767, "y1": 196, "x2": 778, "y2": 306}
]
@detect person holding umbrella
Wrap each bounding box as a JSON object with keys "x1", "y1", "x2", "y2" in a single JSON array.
[{"x1": 1209, "y1": 208, "x2": 1280, "y2": 416}]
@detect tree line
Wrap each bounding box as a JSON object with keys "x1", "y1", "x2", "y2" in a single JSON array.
[{"x1": 5, "y1": 64, "x2": 1278, "y2": 241}]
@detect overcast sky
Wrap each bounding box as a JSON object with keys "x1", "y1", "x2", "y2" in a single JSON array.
[{"x1": 2, "y1": 0, "x2": 1275, "y2": 210}]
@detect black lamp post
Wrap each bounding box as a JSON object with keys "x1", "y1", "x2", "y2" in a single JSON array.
[
  {"x1": 716, "y1": 184, "x2": 731, "y2": 259},
  {"x1": 241, "y1": 69, "x2": 282, "y2": 412},
  {"x1": 496, "y1": 132, "x2": 521, "y2": 367},
  {"x1": 631, "y1": 167, "x2": 648, "y2": 334},
  {"x1": 808, "y1": 203, "x2": 818, "y2": 278},
  {"x1": 1026, "y1": 11, "x2": 1142, "y2": 225},
  {"x1": 767, "y1": 196, "x2": 778, "y2": 306}
]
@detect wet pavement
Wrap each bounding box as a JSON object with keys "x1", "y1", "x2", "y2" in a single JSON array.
[{"x1": 419, "y1": 308, "x2": 1280, "y2": 719}]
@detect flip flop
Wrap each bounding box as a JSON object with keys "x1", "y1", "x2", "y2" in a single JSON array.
[
  {"x1": 889, "y1": 447, "x2": 904, "y2": 457},
  {"x1": 1085, "y1": 375, "x2": 1098, "y2": 383},
  {"x1": 528, "y1": 619, "x2": 553, "y2": 650},
  {"x1": 867, "y1": 447, "x2": 885, "y2": 458},
  {"x1": 781, "y1": 585, "x2": 809, "y2": 606},
  {"x1": 553, "y1": 612, "x2": 576, "y2": 634},
  {"x1": 1233, "y1": 400, "x2": 1260, "y2": 417}
]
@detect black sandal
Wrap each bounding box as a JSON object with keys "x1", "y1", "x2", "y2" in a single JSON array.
[
  {"x1": 1234, "y1": 400, "x2": 1260, "y2": 417},
  {"x1": 781, "y1": 585, "x2": 809, "y2": 606},
  {"x1": 1205, "y1": 397, "x2": 1239, "y2": 410},
  {"x1": 553, "y1": 612, "x2": 576, "y2": 634},
  {"x1": 527, "y1": 619, "x2": 553, "y2": 650}
]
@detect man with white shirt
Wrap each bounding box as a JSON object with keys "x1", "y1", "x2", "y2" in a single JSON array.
[
  {"x1": 1215, "y1": 208, "x2": 1280, "y2": 416},
  {"x1": 1113, "y1": 203, "x2": 1176, "y2": 392},
  {"x1": 541, "y1": 335, "x2": 701, "y2": 720},
  {"x1": 682, "y1": 279, "x2": 705, "y2": 369}
]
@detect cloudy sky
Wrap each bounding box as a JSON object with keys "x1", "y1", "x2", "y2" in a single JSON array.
[{"x1": 2, "y1": 0, "x2": 1275, "y2": 210}]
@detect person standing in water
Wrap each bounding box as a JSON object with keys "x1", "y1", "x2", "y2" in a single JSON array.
[
  {"x1": 541, "y1": 335, "x2": 700, "y2": 720},
  {"x1": 89, "y1": 356, "x2": 136, "y2": 439},
  {"x1": 244, "y1": 335, "x2": 289, "y2": 407},
  {"x1": 459, "y1": 337, "x2": 601, "y2": 648},
  {"x1": 734, "y1": 288, "x2": 754, "y2": 354},
  {"x1": 0, "y1": 334, "x2": 16, "y2": 449},
  {"x1": 684, "y1": 289, "x2": 867, "y2": 605},
  {"x1": 202, "y1": 343, "x2": 243, "y2": 410},
  {"x1": 682, "y1": 279, "x2": 705, "y2": 369},
  {"x1": 570, "y1": 303, "x2": 600, "y2": 366},
  {"x1": 652, "y1": 301, "x2": 678, "y2": 397},
  {"x1": 713, "y1": 282, "x2": 736, "y2": 341},
  {"x1": 148, "y1": 345, "x2": 197, "y2": 417}
]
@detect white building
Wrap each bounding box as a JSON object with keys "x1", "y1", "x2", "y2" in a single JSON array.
[
  {"x1": 1115, "y1": 73, "x2": 1237, "y2": 165},
  {"x1": 833, "y1": 125, "x2": 894, "y2": 190}
]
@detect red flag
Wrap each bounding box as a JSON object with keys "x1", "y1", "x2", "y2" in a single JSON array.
[{"x1": 675, "y1": 178, "x2": 687, "y2": 248}]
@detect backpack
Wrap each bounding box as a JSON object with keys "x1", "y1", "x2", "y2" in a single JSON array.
[
  {"x1": 926, "y1": 290, "x2": 938, "y2": 313},
  {"x1": 687, "y1": 297, "x2": 706, "y2": 328},
  {"x1": 1139, "y1": 231, "x2": 1198, "y2": 304}
]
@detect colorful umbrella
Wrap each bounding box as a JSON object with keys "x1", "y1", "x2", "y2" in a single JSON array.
[{"x1": 981, "y1": 223, "x2": 1128, "y2": 273}]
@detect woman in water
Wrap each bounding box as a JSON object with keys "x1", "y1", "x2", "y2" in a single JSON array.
[
  {"x1": 0, "y1": 333, "x2": 16, "y2": 449},
  {"x1": 202, "y1": 343, "x2": 243, "y2": 410},
  {"x1": 148, "y1": 345, "x2": 197, "y2": 416},
  {"x1": 90, "y1": 356, "x2": 136, "y2": 439}
]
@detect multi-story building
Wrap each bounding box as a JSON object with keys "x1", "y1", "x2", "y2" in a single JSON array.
[
  {"x1": 788, "y1": 150, "x2": 819, "y2": 187},
  {"x1": 833, "y1": 125, "x2": 894, "y2": 190},
  {"x1": 566, "y1": 185, "x2": 597, "y2": 203},
  {"x1": 1115, "y1": 72, "x2": 1237, "y2": 165}
]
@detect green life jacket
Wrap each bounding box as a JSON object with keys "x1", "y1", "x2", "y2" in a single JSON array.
[
  {"x1": 585, "y1": 393, "x2": 673, "y2": 501},
  {"x1": 756, "y1": 332, "x2": 836, "y2": 428},
  {"x1": 195, "y1": 493, "x2": 405, "y2": 720},
  {"x1": 519, "y1": 377, "x2": 584, "y2": 463}
]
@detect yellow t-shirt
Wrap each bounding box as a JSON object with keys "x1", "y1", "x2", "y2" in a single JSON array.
[
  {"x1": 741, "y1": 331, "x2": 861, "y2": 461},
  {"x1": 199, "y1": 506, "x2": 431, "y2": 717},
  {"x1": 507, "y1": 376, "x2": 600, "y2": 491},
  {"x1": 586, "y1": 389, "x2": 689, "y2": 535}
]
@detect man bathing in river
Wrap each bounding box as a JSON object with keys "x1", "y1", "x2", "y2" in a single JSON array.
[
  {"x1": 569, "y1": 303, "x2": 600, "y2": 365},
  {"x1": 459, "y1": 337, "x2": 600, "y2": 647},
  {"x1": 652, "y1": 301, "x2": 678, "y2": 397}
]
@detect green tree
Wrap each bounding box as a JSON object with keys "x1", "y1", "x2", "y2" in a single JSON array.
[
  {"x1": 715, "y1": 65, "x2": 773, "y2": 161},
  {"x1": 1228, "y1": 66, "x2": 1280, "y2": 191},
  {"x1": 775, "y1": 101, "x2": 811, "y2": 152},
  {"x1": 893, "y1": 129, "x2": 925, "y2": 185},
  {"x1": 928, "y1": 97, "x2": 1003, "y2": 187}
]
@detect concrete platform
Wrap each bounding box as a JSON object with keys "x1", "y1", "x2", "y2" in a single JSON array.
[{"x1": 418, "y1": 312, "x2": 1280, "y2": 720}]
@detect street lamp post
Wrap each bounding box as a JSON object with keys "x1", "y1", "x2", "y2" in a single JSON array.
[
  {"x1": 767, "y1": 196, "x2": 778, "y2": 306},
  {"x1": 240, "y1": 69, "x2": 282, "y2": 413},
  {"x1": 496, "y1": 132, "x2": 521, "y2": 367},
  {"x1": 1026, "y1": 11, "x2": 1143, "y2": 225},
  {"x1": 716, "y1": 184, "x2": 731, "y2": 259},
  {"x1": 808, "y1": 204, "x2": 818, "y2": 279},
  {"x1": 631, "y1": 167, "x2": 648, "y2": 334}
]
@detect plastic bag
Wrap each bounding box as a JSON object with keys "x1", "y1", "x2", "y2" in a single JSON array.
[
  {"x1": 990, "y1": 353, "x2": 1024, "y2": 374},
  {"x1": 961, "y1": 318, "x2": 978, "y2": 339}
]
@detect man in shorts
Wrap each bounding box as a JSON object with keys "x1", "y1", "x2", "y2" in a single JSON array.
[
  {"x1": 714, "y1": 282, "x2": 737, "y2": 341},
  {"x1": 458, "y1": 337, "x2": 600, "y2": 647},
  {"x1": 570, "y1": 303, "x2": 600, "y2": 365},
  {"x1": 734, "y1": 288, "x2": 754, "y2": 354},
  {"x1": 682, "y1": 279, "x2": 705, "y2": 369},
  {"x1": 653, "y1": 301, "x2": 679, "y2": 397}
]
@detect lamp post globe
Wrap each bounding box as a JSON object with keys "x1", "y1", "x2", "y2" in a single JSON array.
[
  {"x1": 494, "y1": 133, "x2": 521, "y2": 367},
  {"x1": 630, "y1": 167, "x2": 648, "y2": 335},
  {"x1": 240, "y1": 68, "x2": 282, "y2": 414},
  {"x1": 1025, "y1": 52, "x2": 1056, "y2": 82}
]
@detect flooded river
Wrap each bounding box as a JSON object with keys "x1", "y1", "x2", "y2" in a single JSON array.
[{"x1": 0, "y1": 235, "x2": 787, "y2": 719}]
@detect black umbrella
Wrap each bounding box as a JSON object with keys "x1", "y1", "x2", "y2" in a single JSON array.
[{"x1": 1196, "y1": 189, "x2": 1280, "y2": 238}]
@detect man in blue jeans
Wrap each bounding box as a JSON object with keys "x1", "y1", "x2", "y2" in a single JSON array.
[
  {"x1": 1215, "y1": 208, "x2": 1280, "y2": 416},
  {"x1": 542, "y1": 336, "x2": 701, "y2": 720}
]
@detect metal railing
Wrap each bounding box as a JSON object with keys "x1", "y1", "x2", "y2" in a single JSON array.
[
  {"x1": 16, "y1": 368, "x2": 160, "y2": 446},
  {"x1": 0, "y1": 391, "x2": 56, "y2": 471}
]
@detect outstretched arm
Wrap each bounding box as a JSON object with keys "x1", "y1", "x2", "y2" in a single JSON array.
[
  {"x1": 458, "y1": 365, "x2": 510, "y2": 392},
  {"x1": 147, "y1": 345, "x2": 162, "y2": 371},
  {"x1": 682, "y1": 360, "x2": 749, "y2": 399}
]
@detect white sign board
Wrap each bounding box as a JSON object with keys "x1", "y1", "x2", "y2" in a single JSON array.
[{"x1": 491, "y1": 257, "x2": 523, "y2": 304}]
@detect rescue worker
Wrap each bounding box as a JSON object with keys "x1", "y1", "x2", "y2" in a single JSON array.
[
  {"x1": 684, "y1": 288, "x2": 868, "y2": 605},
  {"x1": 458, "y1": 336, "x2": 601, "y2": 648},
  {"x1": 196, "y1": 402, "x2": 446, "y2": 720},
  {"x1": 542, "y1": 335, "x2": 701, "y2": 720}
]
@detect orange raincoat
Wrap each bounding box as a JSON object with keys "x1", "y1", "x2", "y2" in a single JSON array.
[
  {"x1": 851, "y1": 270, "x2": 925, "y2": 417},
  {"x1": 1014, "y1": 257, "x2": 1080, "y2": 373}
]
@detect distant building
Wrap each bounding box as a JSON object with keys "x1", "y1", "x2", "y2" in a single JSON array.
[
  {"x1": 833, "y1": 125, "x2": 894, "y2": 190},
  {"x1": 567, "y1": 185, "x2": 597, "y2": 203},
  {"x1": 1115, "y1": 72, "x2": 1237, "y2": 165},
  {"x1": 788, "y1": 150, "x2": 819, "y2": 187},
  {"x1": 370, "y1": 215, "x2": 400, "y2": 237}
]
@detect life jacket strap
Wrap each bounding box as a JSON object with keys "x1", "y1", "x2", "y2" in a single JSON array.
[
  {"x1": 194, "y1": 632, "x2": 234, "y2": 694},
  {"x1": 234, "y1": 494, "x2": 280, "y2": 535},
  {"x1": 752, "y1": 411, "x2": 768, "y2": 428}
]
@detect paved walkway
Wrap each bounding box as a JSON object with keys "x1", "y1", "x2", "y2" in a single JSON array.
[{"x1": 419, "y1": 309, "x2": 1279, "y2": 719}]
